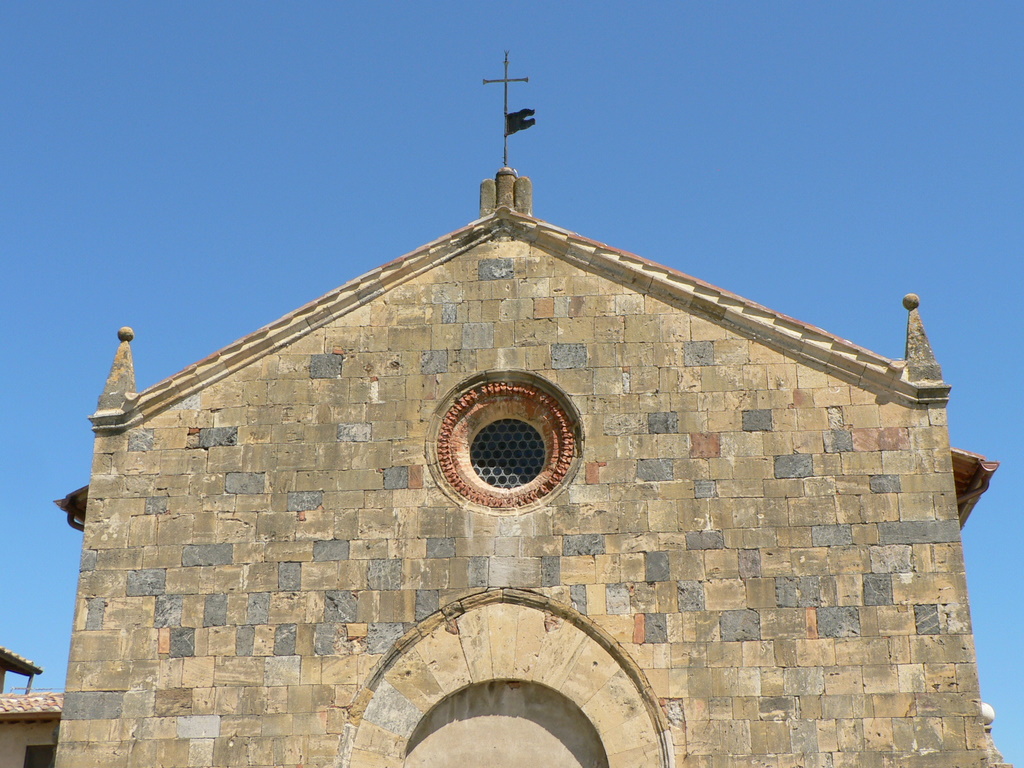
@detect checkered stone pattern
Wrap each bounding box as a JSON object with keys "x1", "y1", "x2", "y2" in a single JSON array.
[{"x1": 60, "y1": 238, "x2": 988, "y2": 768}]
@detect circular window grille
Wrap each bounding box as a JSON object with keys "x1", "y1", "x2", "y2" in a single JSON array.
[
  {"x1": 436, "y1": 381, "x2": 578, "y2": 508},
  {"x1": 471, "y1": 419, "x2": 546, "y2": 488}
]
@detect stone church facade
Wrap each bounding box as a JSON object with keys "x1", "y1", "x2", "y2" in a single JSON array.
[{"x1": 56, "y1": 169, "x2": 1006, "y2": 767}]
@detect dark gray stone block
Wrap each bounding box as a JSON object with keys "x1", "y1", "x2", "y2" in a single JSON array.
[
  {"x1": 421, "y1": 350, "x2": 448, "y2": 375},
  {"x1": 368, "y1": 559, "x2": 403, "y2": 590},
  {"x1": 478, "y1": 257, "x2": 514, "y2": 281},
  {"x1": 694, "y1": 480, "x2": 717, "y2": 499},
  {"x1": 279, "y1": 562, "x2": 301, "y2": 591},
  {"x1": 824, "y1": 430, "x2": 854, "y2": 453},
  {"x1": 199, "y1": 427, "x2": 237, "y2": 448},
  {"x1": 915, "y1": 604, "x2": 941, "y2": 635},
  {"x1": 85, "y1": 598, "x2": 105, "y2": 631},
  {"x1": 686, "y1": 530, "x2": 725, "y2": 550},
  {"x1": 128, "y1": 429, "x2": 154, "y2": 452},
  {"x1": 563, "y1": 534, "x2": 605, "y2": 556},
  {"x1": 721, "y1": 609, "x2": 760, "y2": 641},
  {"x1": 80, "y1": 549, "x2": 97, "y2": 572},
  {"x1": 870, "y1": 475, "x2": 902, "y2": 493},
  {"x1": 325, "y1": 590, "x2": 358, "y2": 622},
  {"x1": 415, "y1": 590, "x2": 439, "y2": 621},
  {"x1": 337, "y1": 423, "x2": 372, "y2": 442},
  {"x1": 383, "y1": 466, "x2": 409, "y2": 490},
  {"x1": 310, "y1": 353, "x2": 343, "y2": 379},
  {"x1": 638, "y1": 459, "x2": 674, "y2": 482},
  {"x1": 314, "y1": 623, "x2": 336, "y2": 655},
  {"x1": 441, "y1": 303, "x2": 458, "y2": 324},
  {"x1": 646, "y1": 551, "x2": 670, "y2": 582},
  {"x1": 776, "y1": 576, "x2": 821, "y2": 608},
  {"x1": 225, "y1": 473, "x2": 264, "y2": 495},
  {"x1": 648, "y1": 412, "x2": 679, "y2": 434},
  {"x1": 203, "y1": 594, "x2": 227, "y2": 627},
  {"x1": 288, "y1": 491, "x2": 323, "y2": 512},
  {"x1": 63, "y1": 691, "x2": 124, "y2": 720},
  {"x1": 774, "y1": 454, "x2": 813, "y2": 478},
  {"x1": 468, "y1": 556, "x2": 489, "y2": 588},
  {"x1": 645, "y1": 613, "x2": 668, "y2": 643},
  {"x1": 145, "y1": 497, "x2": 168, "y2": 515},
  {"x1": 247, "y1": 593, "x2": 270, "y2": 625},
  {"x1": 878, "y1": 520, "x2": 960, "y2": 545},
  {"x1": 683, "y1": 340, "x2": 714, "y2": 366},
  {"x1": 570, "y1": 584, "x2": 588, "y2": 614},
  {"x1": 551, "y1": 343, "x2": 587, "y2": 369},
  {"x1": 235, "y1": 625, "x2": 255, "y2": 656},
  {"x1": 367, "y1": 622, "x2": 407, "y2": 655},
  {"x1": 127, "y1": 569, "x2": 165, "y2": 596},
  {"x1": 313, "y1": 540, "x2": 350, "y2": 562},
  {"x1": 274, "y1": 624, "x2": 297, "y2": 656},
  {"x1": 742, "y1": 409, "x2": 773, "y2": 432},
  {"x1": 154, "y1": 595, "x2": 183, "y2": 628},
  {"x1": 225, "y1": 472, "x2": 264, "y2": 495},
  {"x1": 542, "y1": 556, "x2": 560, "y2": 587},
  {"x1": 739, "y1": 550, "x2": 761, "y2": 579},
  {"x1": 863, "y1": 574, "x2": 893, "y2": 606},
  {"x1": 812, "y1": 525, "x2": 853, "y2": 547},
  {"x1": 818, "y1": 607, "x2": 861, "y2": 638},
  {"x1": 169, "y1": 627, "x2": 195, "y2": 658},
  {"x1": 183, "y1": 543, "x2": 233, "y2": 567},
  {"x1": 426, "y1": 538, "x2": 455, "y2": 559},
  {"x1": 677, "y1": 581, "x2": 705, "y2": 611}
]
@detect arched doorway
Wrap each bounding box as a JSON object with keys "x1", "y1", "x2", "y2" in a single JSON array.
[
  {"x1": 345, "y1": 590, "x2": 675, "y2": 767},
  {"x1": 404, "y1": 680, "x2": 609, "y2": 768}
]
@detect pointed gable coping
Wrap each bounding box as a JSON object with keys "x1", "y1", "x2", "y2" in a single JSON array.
[
  {"x1": 509, "y1": 211, "x2": 929, "y2": 403},
  {"x1": 95, "y1": 208, "x2": 940, "y2": 433}
]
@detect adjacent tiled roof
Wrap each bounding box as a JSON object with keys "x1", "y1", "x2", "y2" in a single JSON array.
[
  {"x1": 0, "y1": 646, "x2": 42, "y2": 677},
  {"x1": 952, "y1": 448, "x2": 1000, "y2": 528},
  {"x1": 0, "y1": 692, "x2": 62, "y2": 716}
]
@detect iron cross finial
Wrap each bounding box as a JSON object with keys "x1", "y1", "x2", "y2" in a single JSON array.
[{"x1": 483, "y1": 51, "x2": 535, "y2": 167}]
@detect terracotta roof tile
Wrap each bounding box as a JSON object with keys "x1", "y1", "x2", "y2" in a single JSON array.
[
  {"x1": 0, "y1": 646, "x2": 42, "y2": 676},
  {"x1": 0, "y1": 692, "x2": 62, "y2": 715}
]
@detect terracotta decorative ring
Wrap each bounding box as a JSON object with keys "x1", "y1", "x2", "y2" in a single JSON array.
[{"x1": 436, "y1": 381, "x2": 577, "y2": 508}]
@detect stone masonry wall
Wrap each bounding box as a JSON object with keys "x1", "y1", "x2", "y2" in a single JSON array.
[{"x1": 58, "y1": 237, "x2": 987, "y2": 768}]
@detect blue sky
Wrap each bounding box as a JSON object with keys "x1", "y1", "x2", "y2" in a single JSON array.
[{"x1": 2, "y1": 2, "x2": 1021, "y2": 760}]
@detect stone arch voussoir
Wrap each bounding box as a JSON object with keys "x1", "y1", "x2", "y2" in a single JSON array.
[{"x1": 343, "y1": 588, "x2": 676, "y2": 768}]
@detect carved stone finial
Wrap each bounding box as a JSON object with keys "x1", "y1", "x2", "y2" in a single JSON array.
[
  {"x1": 97, "y1": 326, "x2": 137, "y2": 412},
  {"x1": 495, "y1": 167, "x2": 516, "y2": 209},
  {"x1": 480, "y1": 167, "x2": 532, "y2": 217},
  {"x1": 903, "y1": 293, "x2": 944, "y2": 383},
  {"x1": 480, "y1": 178, "x2": 497, "y2": 217}
]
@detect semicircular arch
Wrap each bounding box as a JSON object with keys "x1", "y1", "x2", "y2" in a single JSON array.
[{"x1": 344, "y1": 588, "x2": 676, "y2": 768}]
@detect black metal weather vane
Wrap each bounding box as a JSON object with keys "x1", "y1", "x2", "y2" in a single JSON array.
[{"x1": 483, "y1": 51, "x2": 535, "y2": 167}]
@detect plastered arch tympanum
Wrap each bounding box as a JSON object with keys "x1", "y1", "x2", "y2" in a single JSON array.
[{"x1": 342, "y1": 589, "x2": 676, "y2": 768}]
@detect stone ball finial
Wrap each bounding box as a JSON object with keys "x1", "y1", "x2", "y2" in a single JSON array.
[
  {"x1": 902, "y1": 293, "x2": 920, "y2": 311},
  {"x1": 118, "y1": 326, "x2": 135, "y2": 343},
  {"x1": 980, "y1": 701, "x2": 996, "y2": 726}
]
